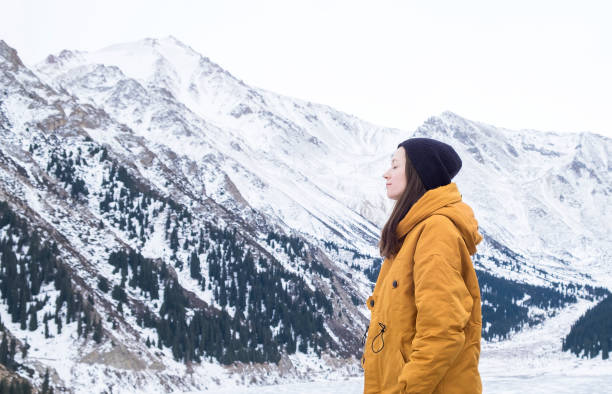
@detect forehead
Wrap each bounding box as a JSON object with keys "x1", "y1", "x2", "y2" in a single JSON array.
[{"x1": 391, "y1": 147, "x2": 405, "y2": 162}]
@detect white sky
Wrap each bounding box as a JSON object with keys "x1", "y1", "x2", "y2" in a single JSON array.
[{"x1": 3, "y1": 0, "x2": 611, "y2": 137}]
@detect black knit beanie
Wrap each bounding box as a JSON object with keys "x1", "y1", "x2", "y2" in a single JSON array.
[{"x1": 397, "y1": 138, "x2": 462, "y2": 190}]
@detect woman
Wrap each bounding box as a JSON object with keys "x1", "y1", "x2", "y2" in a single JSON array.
[{"x1": 362, "y1": 138, "x2": 483, "y2": 394}]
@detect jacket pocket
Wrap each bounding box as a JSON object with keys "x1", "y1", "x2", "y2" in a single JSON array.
[{"x1": 380, "y1": 348, "x2": 406, "y2": 390}]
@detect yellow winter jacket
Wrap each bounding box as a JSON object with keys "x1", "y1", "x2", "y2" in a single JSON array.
[{"x1": 362, "y1": 183, "x2": 483, "y2": 394}]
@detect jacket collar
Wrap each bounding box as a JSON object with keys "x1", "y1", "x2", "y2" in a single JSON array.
[{"x1": 395, "y1": 182, "x2": 462, "y2": 239}]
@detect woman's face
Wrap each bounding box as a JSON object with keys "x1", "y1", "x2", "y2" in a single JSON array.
[{"x1": 383, "y1": 147, "x2": 407, "y2": 200}]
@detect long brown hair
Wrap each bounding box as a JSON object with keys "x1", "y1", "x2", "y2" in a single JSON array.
[{"x1": 379, "y1": 151, "x2": 427, "y2": 258}]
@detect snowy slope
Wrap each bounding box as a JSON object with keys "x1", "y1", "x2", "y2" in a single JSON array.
[
  {"x1": 36, "y1": 36, "x2": 398, "y2": 253},
  {"x1": 412, "y1": 113, "x2": 612, "y2": 289},
  {"x1": 1, "y1": 38, "x2": 375, "y2": 392}
]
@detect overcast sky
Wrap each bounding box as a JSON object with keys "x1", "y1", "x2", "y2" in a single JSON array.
[{"x1": 3, "y1": 0, "x2": 611, "y2": 137}]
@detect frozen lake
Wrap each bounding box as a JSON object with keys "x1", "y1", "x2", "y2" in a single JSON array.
[{"x1": 199, "y1": 373, "x2": 612, "y2": 393}]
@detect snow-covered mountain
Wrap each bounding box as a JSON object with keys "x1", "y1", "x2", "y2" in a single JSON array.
[
  {"x1": 415, "y1": 113, "x2": 611, "y2": 288},
  {"x1": 35, "y1": 36, "x2": 396, "y2": 248},
  {"x1": 35, "y1": 37, "x2": 611, "y2": 286},
  {"x1": 0, "y1": 36, "x2": 610, "y2": 393}
]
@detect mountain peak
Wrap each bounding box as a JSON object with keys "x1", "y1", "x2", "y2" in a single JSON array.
[
  {"x1": 43, "y1": 48, "x2": 83, "y2": 67},
  {"x1": 439, "y1": 110, "x2": 462, "y2": 120},
  {"x1": 162, "y1": 35, "x2": 189, "y2": 47},
  {"x1": 91, "y1": 36, "x2": 226, "y2": 78},
  {"x1": 98, "y1": 35, "x2": 199, "y2": 60},
  {"x1": 0, "y1": 40, "x2": 25, "y2": 70},
  {"x1": 138, "y1": 35, "x2": 187, "y2": 48}
]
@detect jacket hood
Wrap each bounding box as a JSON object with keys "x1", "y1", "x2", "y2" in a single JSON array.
[{"x1": 396, "y1": 183, "x2": 482, "y2": 255}]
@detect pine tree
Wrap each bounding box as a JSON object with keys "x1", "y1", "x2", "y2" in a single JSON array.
[
  {"x1": 77, "y1": 314, "x2": 83, "y2": 337},
  {"x1": 56, "y1": 314, "x2": 62, "y2": 334},
  {"x1": 0, "y1": 332, "x2": 8, "y2": 365},
  {"x1": 8, "y1": 338, "x2": 16, "y2": 370},
  {"x1": 97, "y1": 276, "x2": 110, "y2": 293},
  {"x1": 229, "y1": 279, "x2": 237, "y2": 308},
  {"x1": 19, "y1": 299, "x2": 28, "y2": 331},
  {"x1": 170, "y1": 227, "x2": 179, "y2": 252},
  {"x1": 28, "y1": 309, "x2": 38, "y2": 331},
  {"x1": 41, "y1": 368, "x2": 50, "y2": 394},
  {"x1": 21, "y1": 340, "x2": 29, "y2": 359},
  {"x1": 189, "y1": 251, "x2": 201, "y2": 281},
  {"x1": 93, "y1": 319, "x2": 103, "y2": 343}
]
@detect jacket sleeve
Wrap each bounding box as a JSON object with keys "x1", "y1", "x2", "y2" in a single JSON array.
[{"x1": 397, "y1": 216, "x2": 473, "y2": 393}]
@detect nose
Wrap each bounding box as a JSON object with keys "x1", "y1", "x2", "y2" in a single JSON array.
[{"x1": 382, "y1": 169, "x2": 390, "y2": 179}]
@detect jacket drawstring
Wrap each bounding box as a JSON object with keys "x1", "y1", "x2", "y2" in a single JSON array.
[{"x1": 371, "y1": 322, "x2": 386, "y2": 353}]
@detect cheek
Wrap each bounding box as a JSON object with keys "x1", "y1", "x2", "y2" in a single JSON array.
[
  {"x1": 393, "y1": 169, "x2": 405, "y2": 183},
  {"x1": 399, "y1": 172, "x2": 407, "y2": 185},
  {"x1": 394, "y1": 171, "x2": 407, "y2": 191}
]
